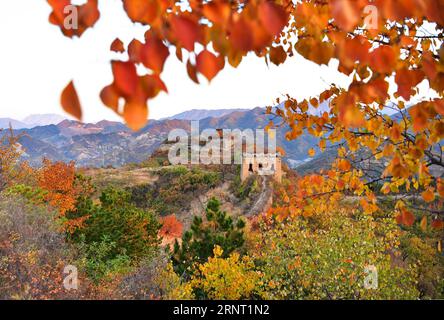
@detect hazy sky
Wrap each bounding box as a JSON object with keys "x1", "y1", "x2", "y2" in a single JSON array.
[{"x1": 0, "y1": 0, "x2": 354, "y2": 122}]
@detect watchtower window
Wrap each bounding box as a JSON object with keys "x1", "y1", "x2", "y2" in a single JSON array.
[
  {"x1": 258, "y1": 163, "x2": 263, "y2": 169},
  {"x1": 248, "y1": 163, "x2": 253, "y2": 172}
]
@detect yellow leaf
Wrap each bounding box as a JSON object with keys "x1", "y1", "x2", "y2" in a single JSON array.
[
  {"x1": 420, "y1": 216, "x2": 427, "y2": 231},
  {"x1": 308, "y1": 148, "x2": 316, "y2": 157}
]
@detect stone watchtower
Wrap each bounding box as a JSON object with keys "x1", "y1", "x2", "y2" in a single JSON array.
[{"x1": 240, "y1": 152, "x2": 282, "y2": 183}]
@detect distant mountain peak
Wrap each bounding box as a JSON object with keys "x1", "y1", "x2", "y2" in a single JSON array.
[
  {"x1": 22, "y1": 114, "x2": 66, "y2": 127},
  {"x1": 165, "y1": 108, "x2": 249, "y2": 121}
]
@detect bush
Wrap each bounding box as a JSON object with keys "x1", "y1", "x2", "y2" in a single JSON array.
[
  {"x1": 0, "y1": 196, "x2": 84, "y2": 299},
  {"x1": 188, "y1": 246, "x2": 263, "y2": 300},
  {"x1": 172, "y1": 198, "x2": 245, "y2": 276},
  {"x1": 71, "y1": 187, "x2": 161, "y2": 281},
  {"x1": 254, "y1": 210, "x2": 420, "y2": 300},
  {"x1": 117, "y1": 251, "x2": 193, "y2": 300}
]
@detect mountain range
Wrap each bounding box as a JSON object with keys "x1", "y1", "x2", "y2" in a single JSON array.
[
  {"x1": 0, "y1": 114, "x2": 66, "y2": 129},
  {"x1": 1, "y1": 108, "x2": 320, "y2": 168}
]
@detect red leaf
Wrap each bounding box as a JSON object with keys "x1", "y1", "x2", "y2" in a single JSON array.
[
  {"x1": 331, "y1": 0, "x2": 364, "y2": 31},
  {"x1": 187, "y1": 59, "x2": 199, "y2": 84},
  {"x1": 258, "y1": 2, "x2": 288, "y2": 37},
  {"x1": 228, "y1": 16, "x2": 254, "y2": 51},
  {"x1": 123, "y1": 0, "x2": 159, "y2": 24},
  {"x1": 401, "y1": 209, "x2": 415, "y2": 227},
  {"x1": 196, "y1": 50, "x2": 224, "y2": 81},
  {"x1": 112, "y1": 60, "x2": 138, "y2": 97},
  {"x1": 128, "y1": 39, "x2": 144, "y2": 63},
  {"x1": 141, "y1": 33, "x2": 170, "y2": 73},
  {"x1": 431, "y1": 219, "x2": 444, "y2": 230},
  {"x1": 395, "y1": 68, "x2": 425, "y2": 100},
  {"x1": 409, "y1": 102, "x2": 429, "y2": 133},
  {"x1": 369, "y1": 46, "x2": 397, "y2": 74},
  {"x1": 61, "y1": 81, "x2": 82, "y2": 120},
  {"x1": 170, "y1": 15, "x2": 201, "y2": 51},
  {"x1": 100, "y1": 84, "x2": 120, "y2": 113},
  {"x1": 110, "y1": 38, "x2": 125, "y2": 53}
]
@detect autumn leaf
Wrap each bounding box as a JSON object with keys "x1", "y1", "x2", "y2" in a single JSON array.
[
  {"x1": 431, "y1": 219, "x2": 444, "y2": 230},
  {"x1": 123, "y1": 0, "x2": 159, "y2": 25},
  {"x1": 338, "y1": 159, "x2": 351, "y2": 171},
  {"x1": 331, "y1": 0, "x2": 363, "y2": 31},
  {"x1": 110, "y1": 38, "x2": 125, "y2": 53},
  {"x1": 258, "y1": 2, "x2": 288, "y2": 37},
  {"x1": 170, "y1": 15, "x2": 201, "y2": 51},
  {"x1": 308, "y1": 148, "x2": 316, "y2": 157},
  {"x1": 397, "y1": 209, "x2": 415, "y2": 227},
  {"x1": 100, "y1": 84, "x2": 120, "y2": 113},
  {"x1": 203, "y1": 2, "x2": 230, "y2": 26},
  {"x1": 369, "y1": 46, "x2": 397, "y2": 74},
  {"x1": 112, "y1": 60, "x2": 138, "y2": 97},
  {"x1": 128, "y1": 39, "x2": 144, "y2": 63},
  {"x1": 409, "y1": 103, "x2": 429, "y2": 133},
  {"x1": 269, "y1": 46, "x2": 287, "y2": 65},
  {"x1": 123, "y1": 99, "x2": 148, "y2": 131},
  {"x1": 187, "y1": 59, "x2": 199, "y2": 84},
  {"x1": 141, "y1": 33, "x2": 170, "y2": 73},
  {"x1": 196, "y1": 50, "x2": 224, "y2": 82},
  {"x1": 228, "y1": 16, "x2": 254, "y2": 51},
  {"x1": 419, "y1": 216, "x2": 427, "y2": 231},
  {"x1": 421, "y1": 188, "x2": 435, "y2": 203},
  {"x1": 395, "y1": 68, "x2": 425, "y2": 100},
  {"x1": 61, "y1": 81, "x2": 82, "y2": 120}
]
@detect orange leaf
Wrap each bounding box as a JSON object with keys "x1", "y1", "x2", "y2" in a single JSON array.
[
  {"x1": 421, "y1": 188, "x2": 435, "y2": 203},
  {"x1": 409, "y1": 103, "x2": 428, "y2": 133},
  {"x1": 124, "y1": 99, "x2": 148, "y2": 131},
  {"x1": 308, "y1": 148, "x2": 315, "y2": 157},
  {"x1": 61, "y1": 81, "x2": 82, "y2": 120},
  {"x1": 338, "y1": 159, "x2": 351, "y2": 171},
  {"x1": 228, "y1": 16, "x2": 254, "y2": 51},
  {"x1": 269, "y1": 46, "x2": 287, "y2": 65},
  {"x1": 202, "y1": 2, "x2": 230, "y2": 26},
  {"x1": 331, "y1": 0, "x2": 363, "y2": 31},
  {"x1": 196, "y1": 50, "x2": 224, "y2": 81},
  {"x1": 419, "y1": 216, "x2": 427, "y2": 231},
  {"x1": 432, "y1": 99, "x2": 444, "y2": 116},
  {"x1": 170, "y1": 15, "x2": 201, "y2": 51},
  {"x1": 258, "y1": 2, "x2": 288, "y2": 37},
  {"x1": 123, "y1": 0, "x2": 159, "y2": 24},
  {"x1": 141, "y1": 33, "x2": 169, "y2": 73},
  {"x1": 369, "y1": 46, "x2": 397, "y2": 74},
  {"x1": 187, "y1": 59, "x2": 199, "y2": 84},
  {"x1": 401, "y1": 209, "x2": 415, "y2": 227},
  {"x1": 128, "y1": 39, "x2": 144, "y2": 63},
  {"x1": 395, "y1": 68, "x2": 425, "y2": 100},
  {"x1": 112, "y1": 60, "x2": 138, "y2": 97},
  {"x1": 100, "y1": 84, "x2": 120, "y2": 113},
  {"x1": 110, "y1": 38, "x2": 125, "y2": 53}
]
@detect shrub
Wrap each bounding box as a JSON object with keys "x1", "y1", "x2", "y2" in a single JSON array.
[
  {"x1": 188, "y1": 246, "x2": 263, "y2": 300},
  {"x1": 254, "y1": 210, "x2": 420, "y2": 300},
  {"x1": 71, "y1": 187, "x2": 161, "y2": 281},
  {"x1": 172, "y1": 197, "x2": 245, "y2": 276},
  {"x1": 0, "y1": 196, "x2": 84, "y2": 299}
]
